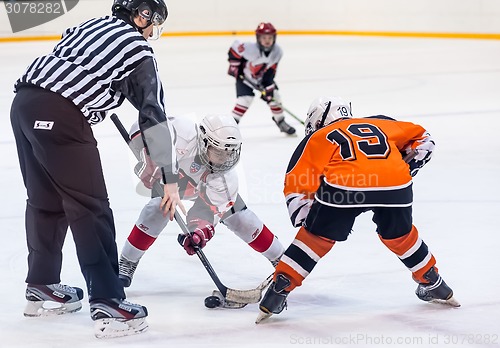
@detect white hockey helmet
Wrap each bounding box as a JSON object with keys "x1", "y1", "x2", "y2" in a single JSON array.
[
  {"x1": 304, "y1": 96, "x2": 352, "y2": 136},
  {"x1": 198, "y1": 115, "x2": 242, "y2": 173}
]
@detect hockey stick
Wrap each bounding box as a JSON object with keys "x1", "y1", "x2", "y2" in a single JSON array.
[
  {"x1": 110, "y1": 113, "x2": 271, "y2": 305},
  {"x1": 173, "y1": 211, "x2": 272, "y2": 306},
  {"x1": 403, "y1": 150, "x2": 418, "y2": 163},
  {"x1": 239, "y1": 75, "x2": 305, "y2": 125}
]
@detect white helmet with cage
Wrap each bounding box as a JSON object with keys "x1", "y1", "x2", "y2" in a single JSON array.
[
  {"x1": 304, "y1": 96, "x2": 352, "y2": 136},
  {"x1": 198, "y1": 115, "x2": 242, "y2": 173}
]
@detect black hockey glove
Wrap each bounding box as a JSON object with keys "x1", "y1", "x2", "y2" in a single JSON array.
[
  {"x1": 405, "y1": 133, "x2": 435, "y2": 177},
  {"x1": 260, "y1": 84, "x2": 275, "y2": 103}
]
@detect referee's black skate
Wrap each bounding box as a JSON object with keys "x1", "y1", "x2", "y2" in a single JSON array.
[
  {"x1": 256, "y1": 274, "x2": 290, "y2": 323},
  {"x1": 90, "y1": 298, "x2": 148, "y2": 338},
  {"x1": 415, "y1": 267, "x2": 460, "y2": 307},
  {"x1": 273, "y1": 117, "x2": 296, "y2": 135},
  {"x1": 24, "y1": 283, "x2": 84, "y2": 317}
]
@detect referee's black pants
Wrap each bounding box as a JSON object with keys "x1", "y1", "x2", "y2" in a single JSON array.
[{"x1": 10, "y1": 86, "x2": 125, "y2": 301}]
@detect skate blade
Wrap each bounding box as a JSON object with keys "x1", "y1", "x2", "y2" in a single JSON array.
[
  {"x1": 24, "y1": 300, "x2": 82, "y2": 317},
  {"x1": 430, "y1": 296, "x2": 461, "y2": 307},
  {"x1": 94, "y1": 317, "x2": 148, "y2": 339},
  {"x1": 255, "y1": 309, "x2": 272, "y2": 324}
]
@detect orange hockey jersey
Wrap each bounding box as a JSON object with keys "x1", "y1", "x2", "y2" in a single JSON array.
[{"x1": 285, "y1": 115, "x2": 430, "y2": 209}]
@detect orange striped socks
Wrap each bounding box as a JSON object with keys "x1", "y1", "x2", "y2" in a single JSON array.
[
  {"x1": 379, "y1": 225, "x2": 437, "y2": 283},
  {"x1": 275, "y1": 227, "x2": 335, "y2": 291}
]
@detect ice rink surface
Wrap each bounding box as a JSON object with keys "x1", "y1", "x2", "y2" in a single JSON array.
[{"x1": 0, "y1": 34, "x2": 499, "y2": 347}]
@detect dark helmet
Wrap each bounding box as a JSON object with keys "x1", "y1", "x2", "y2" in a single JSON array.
[
  {"x1": 112, "y1": 0, "x2": 168, "y2": 26},
  {"x1": 255, "y1": 22, "x2": 277, "y2": 53}
]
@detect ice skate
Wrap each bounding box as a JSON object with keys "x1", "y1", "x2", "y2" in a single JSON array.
[
  {"x1": 273, "y1": 117, "x2": 296, "y2": 135},
  {"x1": 24, "y1": 283, "x2": 84, "y2": 317},
  {"x1": 118, "y1": 255, "x2": 139, "y2": 288},
  {"x1": 256, "y1": 274, "x2": 290, "y2": 323},
  {"x1": 90, "y1": 298, "x2": 148, "y2": 339},
  {"x1": 415, "y1": 267, "x2": 460, "y2": 307}
]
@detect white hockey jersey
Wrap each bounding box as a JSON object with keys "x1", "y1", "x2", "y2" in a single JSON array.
[
  {"x1": 229, "y1": 40, "x2": 283, "y2": 87},
  {"x1": 130, "y1": 116, "x2": 238, "y2": 222}
]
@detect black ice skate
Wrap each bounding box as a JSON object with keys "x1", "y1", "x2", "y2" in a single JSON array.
[
  {"x1": 255, "y1": 274, "x2": 291, "y2": 323},
  {"x1": 273, "y1": 117, "x2": 296, "y2": 135},
  {"x1": 90, "y1": 298, "x2": 149, "y2": 338},
  {"x1": 24, "y1": 283, "x2": 84, "y2": 317},
  {"x1": 415, "y1": 267, "x2": 460, "y2": 307},
  {"x1": 118, "y1": 255, "x2": 139, "y2": 288}
]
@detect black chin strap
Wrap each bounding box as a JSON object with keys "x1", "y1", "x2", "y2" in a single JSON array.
[
  {"x1": 318, "y1": 101, "x2": 332, "y2": 129},
  {"x1": 131, "y1": 13, "x2": 151, "y2": 34},
  {"x1": 114, "y1": 10, "x2": 149, "y2": 35}
]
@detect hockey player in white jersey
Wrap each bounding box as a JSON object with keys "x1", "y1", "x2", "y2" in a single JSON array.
[
  {"x1": 118, "y1": 114, "x2": 284, "y2": 288},
  {"x1": 228, "y1": 22, "x2": 296, "y2": 135}
]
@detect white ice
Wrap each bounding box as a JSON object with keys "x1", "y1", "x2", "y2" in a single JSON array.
[{"x1": 1, "y1": 35, "x2": 499, "y2": 347}]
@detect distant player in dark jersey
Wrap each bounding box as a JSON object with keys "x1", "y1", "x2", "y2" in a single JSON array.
[
  {"x1": 256, "y1": 96, "x2": 459, "y2": 323},
  {"x1": 227, "y1": 22, "x2": 296, "y2": 135}
]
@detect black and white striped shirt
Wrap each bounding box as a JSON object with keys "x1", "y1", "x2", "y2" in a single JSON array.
[{"x1": 15, "y1": 15, "x2": 178, "y2": 182}]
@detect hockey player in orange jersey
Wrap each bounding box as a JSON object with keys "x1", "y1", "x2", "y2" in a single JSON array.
[{"x1": 256, "y1": 96, "x2": 459, "y2": 323}]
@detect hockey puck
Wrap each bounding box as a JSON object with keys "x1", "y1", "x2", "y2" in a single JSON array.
[{"x1": 204, "y1": 295, "x2": 222, "y2": 308}]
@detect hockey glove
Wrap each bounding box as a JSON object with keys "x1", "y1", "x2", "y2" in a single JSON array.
[
  {"x1": 227, "y1": 61, "x2": 240, "y2": 78},
  {"x1": 134, "y1": 147, "x2": 161, "y2": 189},
  {"x1": 260, "y1": 84, "x2": 275, "y2": 103},
  {"x1": 177, "y1": 218, "x2": 215, "y2": 255},
  {"x1": 406, "y1": 133, "x2": 435, "y2": 177}
]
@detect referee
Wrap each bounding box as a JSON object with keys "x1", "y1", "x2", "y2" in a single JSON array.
[{"x1": 10, "y1": 0, "x2": 183, "y2": 337}]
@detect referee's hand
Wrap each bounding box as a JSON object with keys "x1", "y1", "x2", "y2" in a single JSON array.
[{"x1": 160, "y1": 183, "x2": 186, "y2": 220}]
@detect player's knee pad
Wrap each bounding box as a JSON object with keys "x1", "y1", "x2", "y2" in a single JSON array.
[
  {"x1": 220, "y1": 194, "x2": 247, "y2": 221},
  {"x1": 269, "y1": 90, "x2": 282, "y2": 105},
  {"x1": 268, "y1": 91, "x2": 284, "y2": 119},
  {"x1": 222, "y1": 208, "x2": 263, "y2": 243},
  {"x1": 232, "y1": 95, "x2": 254, "y2": 120},
  {"x1": 135, "y1": 197, "x2": 169, "y2": 238}
]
